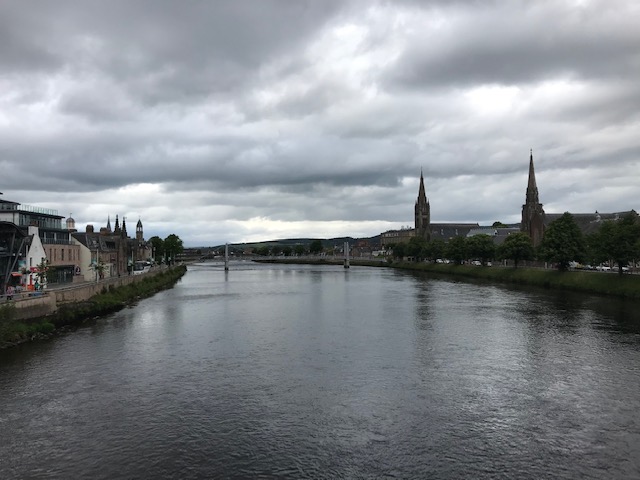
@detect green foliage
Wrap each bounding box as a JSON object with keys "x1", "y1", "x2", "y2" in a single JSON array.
[
  {"x1": 294, "y1": 244, "x2": 305, "y2": 256},
  {"x1": 90, "y1": 258, "x2": 107, "y2": 279},
  {"x1": 0, "y1": 303, "x2": 16, "y2": 322},
  {"x1": 0, "y1": 313, "x2": 56, "y2": 346},
  {"x1": 35, "y1": 258, "x2": 50, "y2": 285},
  {"x1": 163, "y1": 234, "x2": 184, "y2": 263},
  {"x1": 427, "y1": 239, "x2": 446, "y2": 262},
  {"x1": 445, "y1": 236, "x2": 467, "y2": 265},
  {"x1": 406, "y1": 236, "x2": 428, "y2": 261},
  {"x1": 255, "y1": 246, "x2": 270, "y2": 256},
  {"x1": 149, "y1": 236, "x2": 165, "y2": 262},
  {"x1": 539, "y1": 212, "x2": 586, "y2": 270},
  {"x1": 498, "y1": 232, "x2": 534, "y2": 268},
  {"x1": 281, "y1": 246, "x2": 292, "y2": 257},
  {"x1": 34, "y1": 322, "x2": 55, "y2": 334},
  {"x1": 309, "y1": 239, "x2": 323, "y2": 255},
  {"x1": 466, "y1": 234, "x2": 495, "y2": 265},
  {"x1": 392, "y1": 242, "x2": 407, "y2": 259},
  {"x1": 387, "y1": 261, "x2": 640, "y2": 300},
  {"x1": 492, "y1": 221, "x2": 508, "y2": 227},
  {"x1": 588, "y1": 212, "x2": 640, "y2": 274}
]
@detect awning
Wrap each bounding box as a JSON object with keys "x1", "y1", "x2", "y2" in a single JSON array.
[{"x1": 11, "y1": 272, "x2": 22, "y2": 277}]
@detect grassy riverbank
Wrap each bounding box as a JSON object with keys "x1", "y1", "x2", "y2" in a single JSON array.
[
  {"x1": 387, "y1": 261, "x2": 640, "y2": 299},
  {"x1": 254, "y1": 257, "x2": 640, "y2": 299},
  {"x1": 0, "y1": 265, "x2": 187, "y2": 348}
]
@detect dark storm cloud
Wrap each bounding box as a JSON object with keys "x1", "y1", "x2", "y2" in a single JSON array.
[
  {"x1": 1, "y1": 0, "x2": 344, "y2": 111},
  {"x1": 385, "y1": 1, "x2": 640, "y2": 89},
  {"x1": 1, "y1": 0, "x2": 639, "y2": 245}
]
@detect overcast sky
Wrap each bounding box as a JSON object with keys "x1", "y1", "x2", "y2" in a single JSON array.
[{"x1": 1, "y1": 0, "x2": 639, "y2": 246}]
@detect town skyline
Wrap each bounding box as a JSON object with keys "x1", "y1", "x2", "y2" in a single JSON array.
[{"x1": 1, "y1": 1, "x2": 639, "y2": 247}]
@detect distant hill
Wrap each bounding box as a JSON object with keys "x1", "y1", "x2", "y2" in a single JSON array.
[{"x1": 198, "y1": 234, "x2": 381, "y2": 252}]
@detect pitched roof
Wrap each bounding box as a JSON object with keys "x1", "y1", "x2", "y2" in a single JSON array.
[{"x1": 544, "y1": 211, "x2": 635, "y2": 235}]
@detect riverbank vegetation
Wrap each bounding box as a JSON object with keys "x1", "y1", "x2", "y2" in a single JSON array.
[
  {"x1": 386, "y1": 261, "x2": 640, "y2": 299},
  {"x1": 254, "y1": 257, "x2": 640, "y2": 299},
  {"x1": 0, "y1": 265, "x2": 187, "y2": 348}
]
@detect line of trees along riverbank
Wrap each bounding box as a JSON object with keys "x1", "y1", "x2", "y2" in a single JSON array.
[
  {"x1": 254, "y1": 257, "x2": 640, "y2": 300},
  {"x1": 387, "y1": 261, "x2": 640, "y2": 299},
  {"x1": 0, "y1": 265, "x2": 187, "y2": 349},
  {"x1": 390, "y1": 212, "x2": 640, "y2": 274}
]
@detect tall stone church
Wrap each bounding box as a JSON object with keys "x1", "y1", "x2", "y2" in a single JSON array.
[
  {"x1": 521, "y1": 150, "x2": 546, "y2": 247},
  {"x1": 415, "y1": 170, "x2": 431, "y2": 240}
]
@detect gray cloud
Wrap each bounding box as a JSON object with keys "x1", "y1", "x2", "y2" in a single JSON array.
[
  {"x1": 1, "y1": 0, "x2": 639, "y2": 245},
  {"x1": 385, "y1": 0, "x2": 640, "y2": 89}
]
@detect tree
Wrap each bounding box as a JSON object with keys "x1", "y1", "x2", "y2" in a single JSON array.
[
  {"x1": 35, "y1": 259, "x2": 51, "y2": 288},
  {"x1": 590, "y1": 212, "x2": 640, "y2": 274},
  {"x1": 466, "y1": 234, "x2": 495, "y2": 265},
  {"x1": 445, "y1": 236, "x2": 467, "y2": 265},
  {"x1": 255, "y1": 246, "x2": 270, "y2": 256},
  {"x1": 492, "y1": 221, "x2": 508, "y2": 228},
  {"x1": 309, "y1": 239, "x2": 323, "y2": 255},
  {"x1": 498, "y1": 232, "x2": 534, "y2": 268},
  {"x1": 149, "y1": 236, "x2": 164, "y2": 263},
  {"x1": 89, "y1": 257, "x2": 107, "y2": 281},
  {"x1": 163, "y1": 234, "x2": 184, "y2": 264},
  {"x1": 282, "y1": 246, "x2": 292, "y2": 257},
  {"x1": 539, "y1": 212, "x2": 586, "y2": 271},
  {"x1": 392, "y1": 242, "x2": 407, "y2": 259},
  {"x1": 406, "y1": 236, "x2": 428, "y2": 261},
  {"x1": 294, "y1": 244, "x2": 305, "y2": 256},
  {"x1": 427, "y1": 239, "x2": 446, "y2": 262}
]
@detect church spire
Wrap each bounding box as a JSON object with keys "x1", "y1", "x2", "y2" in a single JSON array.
[
  {"x1": 526, "y1": 148, "x2": 539, "y2": 204},
  {"x1": 521, "y1": 149, "x2": 545, "y2": 247},
  {"x1": 415, "y1": 169, "x2": 430, "y2": 240},
  {"x1": 417, "y1": 168, "x2": 426, "y2": 203}
]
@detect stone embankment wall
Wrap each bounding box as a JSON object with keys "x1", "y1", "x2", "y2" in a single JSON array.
[{"x1": 8, "y1": 268, "x2": 168, "y2": 321}]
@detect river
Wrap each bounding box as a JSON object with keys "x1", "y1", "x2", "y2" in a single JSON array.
[{"x1": 1, "y1": 262, "x2": 639, "y2": 479}]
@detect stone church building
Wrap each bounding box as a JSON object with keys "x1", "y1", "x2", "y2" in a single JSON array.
[
  {"x1": 381, "y1": 149, "x2": 632, "y2": 250},
  {"x1": 521, "y1": 150, "x2": 632, "y2": 246}
]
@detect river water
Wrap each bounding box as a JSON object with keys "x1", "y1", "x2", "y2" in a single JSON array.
[{"x1": 1, "y1": 262, "x2": 639, "y2": 479}]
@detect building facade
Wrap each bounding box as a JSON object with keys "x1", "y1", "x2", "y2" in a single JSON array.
[
  {"x1": 72, "y1": 216, "x2": 152, "y2": 281},
  {"x1": 0, "y1": 197, "x2": 81, "y2": 285}
]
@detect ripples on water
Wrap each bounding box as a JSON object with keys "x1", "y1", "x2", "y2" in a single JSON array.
[{"x1": 1, "y1": 262, "x2": 640, "y2": 479}]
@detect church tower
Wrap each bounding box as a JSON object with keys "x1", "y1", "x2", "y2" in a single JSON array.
[
  {"x1": 136, "y1": 218, "x2": 144, "y2": 241},
  {"x1": 521, "y1": 150, "x2": 545, "y2": 247},
  {"x1": 415, "y1": 170, "x2": 431, "y2": 240}
]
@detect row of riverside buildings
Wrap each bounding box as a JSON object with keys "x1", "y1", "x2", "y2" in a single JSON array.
[
  {"x1": 381, "y1": 150, "x2": 633, "y2": 250},
  {"x1": 1, "y1": 194, "x2": 152, "y2": 295}
]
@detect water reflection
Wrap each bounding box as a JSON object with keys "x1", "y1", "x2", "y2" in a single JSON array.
[{"x1": 1, "y1": 263, "x2": 639, "y2": 479}]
